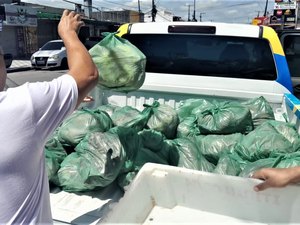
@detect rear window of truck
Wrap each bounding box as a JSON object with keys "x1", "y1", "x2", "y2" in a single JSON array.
[{"x1": 123, "y1": 34, "x2": 277, "y2": 80}]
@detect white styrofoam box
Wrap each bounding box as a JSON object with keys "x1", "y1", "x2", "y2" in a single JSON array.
[
  {"x1": 50, "y1": 182, "x2": 123, "y2": 225},
  {"x1": 100, "y1": 163, "x2": 300, "y2": 225}
]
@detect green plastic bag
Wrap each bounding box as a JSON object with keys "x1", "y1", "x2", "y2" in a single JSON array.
[
  {"x1": 58, "y1": 131, "x2": 126, "y2": 192},
  {"x1": 89, "y1": 32, "x2": 146, "y2": 92},
  {"x1": 94, "y1": 104, "x2": 121, "y2": 117},
  {"x1": 176, "y1": 98, "x2": 213, "y2": 121},
  {"x1": 241, "y1": 96, "x2": 275, "y2": 128},
  {"x1": 239, "y1": 158, "x2": 279, "y2": 178},
  {"x1": 214, "y1": 151, "x2": 246, "y2": 176},
  {"x1": 145, "y1": 101, "x2": 179, "y2": 139},
  {"x1": 57, "y1": 108, "x2": 113, "y2": 147},
  {"x1": 194, "y1": 133, "x2": 244, "y2": 165},
  {"x1": 138, "y1": 129, "x2": 166, "y2": 152},
  {"x1": 45, "y1": 132, "x2": 67, "y2": 185},
  {"x1": 110, "y1": 126, "x2": 142, "y2": 174},
  {"x1": 173, "y1": 138, "x2": 215, "y2": 172},
  {"x1": 272, "y1": 151, "x2": 300, "y2": 168},
  {"x1": 237, "y1": 120, "x2": 298, "y2": 162},
  {"x1": 176, "y1": 115, "x2": 201, "y2": 138},
  {"x1": 110, "y1": 106, "x2": 141, "y2": 127},
  {"x1": 195, "y1": 100, "x2": 253, "y2": 135}
]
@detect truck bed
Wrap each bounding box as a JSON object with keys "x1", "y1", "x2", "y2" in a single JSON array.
[
  {"x1": 51, "y1": 22, "x2": 300, "y2": 224},
  {"x1": 51, "y1": 74, "x2": 300, "y2": 224}
]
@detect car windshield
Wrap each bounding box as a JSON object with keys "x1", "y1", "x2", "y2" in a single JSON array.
[
  {"x1": 41, "y1": 41, "x2": 64, "y2": 50},
  {"x1": 123, "y1": 34, "x2": 277, "y2": 81}
]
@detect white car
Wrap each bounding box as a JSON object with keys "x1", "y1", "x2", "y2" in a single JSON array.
[{"x1": 31, "y1": 40, "x2": 67, "y2": 69}]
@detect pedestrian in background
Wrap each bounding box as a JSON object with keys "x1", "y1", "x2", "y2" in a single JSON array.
[{"x1": 0, "y1": 9, "x2": 98, "y2": 224}]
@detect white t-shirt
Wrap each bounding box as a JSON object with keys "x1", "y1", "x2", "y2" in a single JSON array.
[{"x1": 0, "y1": 75, "x2": 78, "y2": 224}]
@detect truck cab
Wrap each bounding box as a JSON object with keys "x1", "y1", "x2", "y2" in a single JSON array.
[{"x1": 115, "y1": 22, "x2": 293, "y2": 102}]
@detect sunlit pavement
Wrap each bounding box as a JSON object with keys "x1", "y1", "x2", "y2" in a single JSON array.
[{"x1": 7, "y1": 60, "x2": 32, "y2": 73}]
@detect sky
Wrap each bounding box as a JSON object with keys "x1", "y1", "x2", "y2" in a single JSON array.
[{"x1": 21, "y1": 0, "x2": 276, "y2": 24}]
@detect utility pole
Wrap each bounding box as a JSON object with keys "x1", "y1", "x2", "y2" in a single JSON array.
[
  {"x1": 138, "y1": 0, "x2": 141, "y2": 22},
  {"x1": 83, "y1": 0, "x2": 92, "y2": 19},
  {"x1": 75, "y1": 3, "x2": 82, "y2": 13},
  {"x1": 192, "y1": 0, "x2": 197, "y2": 21},
  {"x1": 263, "y1": 0, "x2": 268, "y2": 17},
  {"x1": 199, "y1": 12, "x2": 205, "y2": 22},
  {"x1": 296, "y1": 1, "x2": 299, "y2": 28},
  {"x1": 151, "y1": 0, "x2": 157, "y2": 22},
  {"x1": 186, "y1": 4, "x2": 191, "y2": 21},
  {"x1": 63, "y1": 0, "x2": 84, "y2": 14},
  {"x1": 138, "y1": 0, "x2": 141, "y2": 13}
]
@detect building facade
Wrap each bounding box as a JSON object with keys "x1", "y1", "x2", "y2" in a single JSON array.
[{"x1": 0, "y1": 0, "x2": 121, "y2": 59}]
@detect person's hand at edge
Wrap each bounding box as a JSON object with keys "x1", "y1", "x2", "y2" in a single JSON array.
[{"x1": 252, "y1": 167, "x2": 300, "y2": 192}]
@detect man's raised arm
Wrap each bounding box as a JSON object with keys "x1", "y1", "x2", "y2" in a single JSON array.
[{"x1": 58, "y1": 10, "x2": 98, "y2": 107}]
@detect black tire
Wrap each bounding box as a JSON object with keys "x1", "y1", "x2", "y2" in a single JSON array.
[
  {"x1": 4, "y1": 53, "x2": 13, "y2": 68},
  {"x1": 60, "y1": 58, "x2": 68, "y2": 70}
]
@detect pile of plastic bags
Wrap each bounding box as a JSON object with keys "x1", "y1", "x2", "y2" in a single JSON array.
[{"x1": 45, "y1": 96, "x2": 300, "y2": 192}]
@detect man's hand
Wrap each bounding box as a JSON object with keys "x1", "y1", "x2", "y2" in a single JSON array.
[
  {"x1": 252, "y1": 167, "x2": 300, "y2": 191},
  {"x1": 58, "y1": 10, "x2": 84, "y2": 41}
]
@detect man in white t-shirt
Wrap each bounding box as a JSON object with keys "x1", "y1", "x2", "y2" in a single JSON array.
[{"x1": 0, "y1": 10, "x2": 98, "y2": 224}]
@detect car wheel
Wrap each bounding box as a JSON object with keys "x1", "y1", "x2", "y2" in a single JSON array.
[
  {"x1": 60, "y1": 58, "x2": 68, "y2": 70},
  {"x1": 4, "y1": 53, "x2": 13, "y2": 68}
]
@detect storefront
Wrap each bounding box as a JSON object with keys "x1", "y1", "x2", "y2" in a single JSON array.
[
  {"x1": 1, "y1": 3, "x2": 38, "y2": 58},
  {"x1": 0, "y1": 2, "x2": 121, "y2": 58}
]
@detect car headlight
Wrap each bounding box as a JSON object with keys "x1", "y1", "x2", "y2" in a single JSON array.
[
  {"x1": 30, "y1": 56, "x2": 34, "y2": 61},
  {"x1": 49, "y1": 54, "x2": 59, "y2": 59}
]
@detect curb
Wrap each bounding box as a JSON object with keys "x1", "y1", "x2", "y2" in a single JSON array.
[{"x1": 7, "y1": 67, "x2": 32, "y2": 73}]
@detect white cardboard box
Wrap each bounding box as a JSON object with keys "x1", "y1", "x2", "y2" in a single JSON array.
[{"x1": 100, "y1": 163, "x2": 300, "y2": 225}]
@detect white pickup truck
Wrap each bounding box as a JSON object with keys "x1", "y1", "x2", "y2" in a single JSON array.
[{"x1": 50, "y1": 22, "x2": 300, "y2": 224}]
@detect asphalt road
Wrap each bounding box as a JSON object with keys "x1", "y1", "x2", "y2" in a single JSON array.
[{"x1": 6, "y1": 69, "x2": 68, "y2": 88}]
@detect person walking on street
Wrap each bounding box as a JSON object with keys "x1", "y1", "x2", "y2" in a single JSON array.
[{"x1": 0, "y1": 10, "x2": 98, "y2": 224}]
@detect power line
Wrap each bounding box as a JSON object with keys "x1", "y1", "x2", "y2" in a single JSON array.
[
  {"x1": 62, "y1": 0, "x2": 100, "y2": 12},
  {"x1": 100, "y1": 0, "x2": 137, "y2": 10}
]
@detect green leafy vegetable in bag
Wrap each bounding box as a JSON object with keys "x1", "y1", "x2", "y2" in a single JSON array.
[
  {"x1": 89, "y1": 32, "x2": 146, "y2": 92},
  {"x1": 195, "y1": 100, "x2": 253, "y2": 135},
  {"x1": 45, "y1": 132, "x2": 67, "y2": 185},
  {"x1": 58, "y1": 131, "x2": 126, "y2": 191},
  {"x1": 57, "y1": 108, "x2": 112, "y2": 147},
  {"x1": 145, "y1": 101, "x2": 179, "y2": 139},
  {"x1": 241, "y1": 96, "x2": 275, "y2": 128}
]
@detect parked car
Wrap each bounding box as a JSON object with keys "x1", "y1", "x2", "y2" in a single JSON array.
[
  {"x1": 31, "y1": 40, "x2": 68, "y2": 69},
  {"x1": 4, "y1": 53, "x2": 13, "y2": 68}
]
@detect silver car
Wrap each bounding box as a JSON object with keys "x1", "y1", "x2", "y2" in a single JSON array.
[{"x1": 31, "y1": 40, "x2": 67, "y2": 69}]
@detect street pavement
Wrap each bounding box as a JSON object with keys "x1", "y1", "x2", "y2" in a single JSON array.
[{"x1": 7, "y1": 59, "x2": 32, "y2": 73}]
